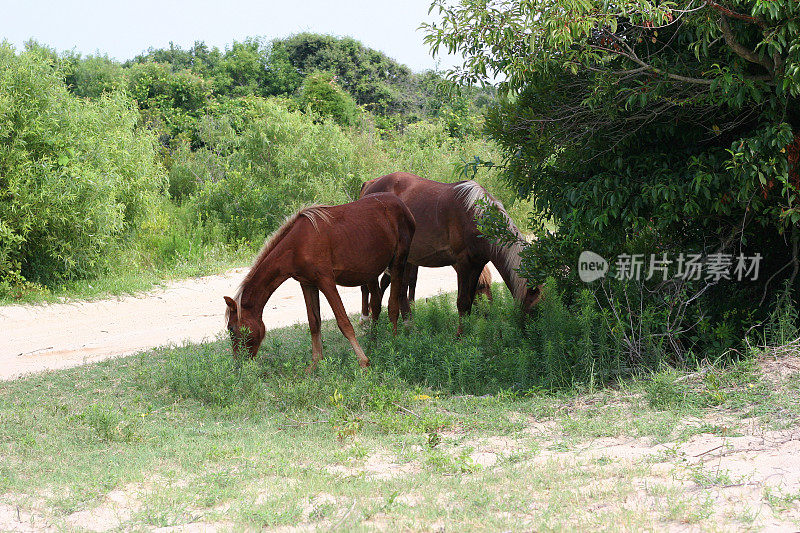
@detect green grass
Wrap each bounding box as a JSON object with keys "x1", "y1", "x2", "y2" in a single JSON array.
[{"x1": 2, "y1": 293, "x2": 799, "y2": 531}]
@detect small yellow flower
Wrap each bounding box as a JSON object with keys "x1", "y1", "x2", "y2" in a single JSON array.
[{"x1": 413, "y1": 394, "x2": 432, "y2": 401}]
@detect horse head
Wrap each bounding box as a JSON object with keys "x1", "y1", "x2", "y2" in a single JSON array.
[
  {"x1": 521, "y1": 284, "x2": 543, "y2": 314},
  {"x1": 224, "y1": 296, "x2": 265, "y2": 358}
]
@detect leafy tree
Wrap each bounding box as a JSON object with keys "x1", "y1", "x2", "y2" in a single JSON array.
[
  {"x1": 130, "y1": 41, "x2": 197, "y2": 71},
  {"x1": 212, "y1": 38, "x2": 270, "y2": 97},
  {"x1": 125, "y1": 61, "x2": 211, "y2": 143},
  {"x1": 129, "y1": 41, "x2": 224, "y2": 80},
  {"x1": 263, "y1": 40, "x2": 303, "y2": 96},
  {"x1": 66, "y1": 54, "x2": 125, "y2": 98},
  {"x1": 279, "y1": 33, "x2": 413, "y2": 114},
  {"x1": 425, "y1": 0, "x2": 800, "y2": 358}
]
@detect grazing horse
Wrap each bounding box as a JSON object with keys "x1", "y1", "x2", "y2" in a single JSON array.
[
  {"x1": 359, "y1": 172, "x2": 540, "y2": 329},
  {"x1": 224, "y1": 193, "x2": 415, "y2": 370}
]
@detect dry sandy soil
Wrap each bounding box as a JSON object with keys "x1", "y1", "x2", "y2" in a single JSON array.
[{"x1": 2, "y1": 265, "x2": 498, "y2": 381}]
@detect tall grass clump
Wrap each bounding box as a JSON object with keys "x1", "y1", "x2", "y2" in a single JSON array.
[
  {"x1": 364, "y1": 280, "x2": 623, "y2": 394},
  {"x1": 149, "y1": 334, "x2": 426, "y2": 426},
  {"x1": 147, "y1": 279, "x2": 729, "y2": 417},
  {"x1": 762, "y1": 280, "x2": 800, "y2": 347},
  {"x1": 158, "y1": 342, "x2": 268, "y2": 409}
]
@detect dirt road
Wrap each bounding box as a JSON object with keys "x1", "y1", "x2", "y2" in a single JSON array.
[{"x1": 1, "y1": 265, "x2": 499, "y2": 381}]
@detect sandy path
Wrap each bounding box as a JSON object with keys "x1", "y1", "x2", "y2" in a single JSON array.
[{"x1": 1, "y1": 265, "x2": 500, "y2": 381}]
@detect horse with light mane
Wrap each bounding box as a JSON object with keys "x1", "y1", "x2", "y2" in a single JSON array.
[
  {"x1": 359, "y1": 172, "x2": 540, "y2": 330},
  {"x1": 224, "y1": 193, "x2": 415, "y2": 370}
]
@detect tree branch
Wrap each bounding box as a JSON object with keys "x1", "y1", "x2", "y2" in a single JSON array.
[
  {"x1": 718, "y1": 15, "x2": 774, "y2": 74},
  {"x1": 705, "y1": 1, "x2": 767, "y2": 30},
  {"x1": 590, "y1": 37, "x2": 714, "y2": 85}
]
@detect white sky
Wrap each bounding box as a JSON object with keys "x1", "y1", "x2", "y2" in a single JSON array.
[{"x1": 1, "y1": 0, "x2": 461, "y2": 72}]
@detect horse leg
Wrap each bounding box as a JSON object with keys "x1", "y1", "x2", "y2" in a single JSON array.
[
  {"x1": 401, "y1": 264, "x2": 418, "y2": 319},
  {"x1": 302, "y1": 284, "x2": 323, "y2": 373},
  {"x1": 406, "y1": 264, "x2": 418, "y2": 304},
  {"x1": 318, "y1": 281, "x2": 370, "y2": 368},
  {"x1": 360, "y1": 284, "x2": 371, "y2": 324},
  {"x1": 369, "y1": 279, "x2": 382, "y2": 322},
  {"x1": 387, "y1": 265, "x2": 405, "y2": 334},
  {"x1": 455, "y1": 262, "x2": 485, "y2": 336}
]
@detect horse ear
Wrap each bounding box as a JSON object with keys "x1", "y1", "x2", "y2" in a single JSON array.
[{"x1": 224, "y1": 296, "x2": 237, "y2": 310}]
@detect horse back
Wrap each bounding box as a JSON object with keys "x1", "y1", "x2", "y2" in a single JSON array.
[
  {"x1": 360, "y1": 173, "x2": 481, "y2": 266},
  {"x1": 293, "y1": 193, "x2": 414, "y2": 286}
]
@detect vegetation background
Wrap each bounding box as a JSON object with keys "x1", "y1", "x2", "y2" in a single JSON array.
[
  {"x1": 3, "y1": 4, "x2": 800, "y2": 529},
  {"x1": 0, "y1": 33, "x2": 524, "y2": 302}
]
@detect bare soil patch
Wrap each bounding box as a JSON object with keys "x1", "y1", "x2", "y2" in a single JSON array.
[{"x1": 1, "y1": 266, "x2": 479, "y2": 380}]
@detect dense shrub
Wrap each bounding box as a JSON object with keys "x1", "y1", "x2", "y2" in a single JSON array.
[
  {"x1": 298, "y1": 71, "x2": 360, "y2": 127},
  {"x1": 0, "y1": 45, "x2": 165, "y2": 287},
  {"x1": 66, "y1": 54, "x2": 125, "y2": 98},
  {"x1": 187, "y1": 98, "x2": 362, "y2": 242},
  {"x1": 125, "y1": 61, "x2": 211, "y2": 143}
]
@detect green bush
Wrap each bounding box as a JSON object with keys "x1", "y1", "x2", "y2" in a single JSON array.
[
  {"x1": 298, "y1": 71, "x2": 361, "y2": 127},
  {"x1": 0, "y1": 45, "x2": 165, "y2": 288},
  {"x1": 125, "y1": 61, "x2": 211, "y2": 142},
  {"x1": 66, "y1": 55, "x2": 125, "y2": 98},
  {"x1": 188, "y1": 97, "x2": 363, "y2": 243}
]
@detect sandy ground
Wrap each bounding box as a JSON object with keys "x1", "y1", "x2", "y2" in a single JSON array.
[{"x1": 1, "y1": 265, "x2": 499, "y2": 381}]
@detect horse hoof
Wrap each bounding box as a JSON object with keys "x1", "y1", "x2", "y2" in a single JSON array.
[
  {"x1": 305, "y1": 364, "x2": 317, "y2": 374},
  {"x1": 359, "y1": 359, "x2": 371, "y2": 368}
]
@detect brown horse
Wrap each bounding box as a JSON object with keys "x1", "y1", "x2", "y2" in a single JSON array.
[
  {"x1": 359, "y1": 172, "x2": 540, "y2": 327},
  {"x1": 224, "y1": 193, "x2": 415, "y2": 370}
]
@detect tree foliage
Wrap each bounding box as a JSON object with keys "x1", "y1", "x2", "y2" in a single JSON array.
[{"x1": 425, "y1": 0, "x2": 800, "y2": 358}]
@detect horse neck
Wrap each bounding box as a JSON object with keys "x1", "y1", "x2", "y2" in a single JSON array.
[
  {"x1": 239, "y1": 252, "x2": 290, "y2": 314},
  {"x1": 486, "y1": 241, "x2": 528, "y2": 301}
]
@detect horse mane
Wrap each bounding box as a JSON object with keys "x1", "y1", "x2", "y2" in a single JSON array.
[
  {"x1": 228, "y1": 205, "x2": 333, "y2": 317},
  {"x1": 453, "y1": 180, "x2": 529, "y2": 300}
]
